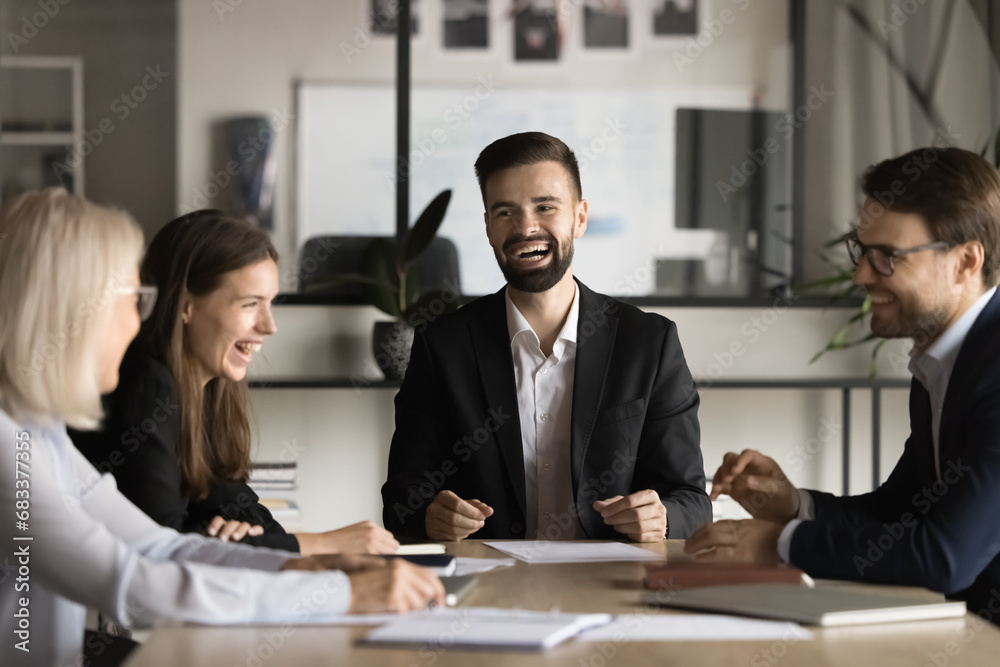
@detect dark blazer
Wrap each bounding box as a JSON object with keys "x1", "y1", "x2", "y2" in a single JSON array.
[
  {"x1": 69, "y1": 344, "x2": 299, "y2": 552},
  {"x1": 791, "y1": 289, "x2": 1000, "y2": 620},
  {"x1": 382, "y1": 280, "x2": 711, "y2": 540}
]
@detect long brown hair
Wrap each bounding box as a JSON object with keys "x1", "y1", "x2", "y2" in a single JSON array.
[{"x1": 138, "y1": 210, "x2": 278, "y2": 499}]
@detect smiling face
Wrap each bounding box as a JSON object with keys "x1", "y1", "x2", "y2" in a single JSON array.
[
  {"x1": 853, "y1": 197, "x2": 969, "y2": 346},
  {"x1": 182, "y1": 259, "x2": 279, "y2": 385},
  {"x1": 483, "y1": 160, "x2": 587, "y2": 293}
]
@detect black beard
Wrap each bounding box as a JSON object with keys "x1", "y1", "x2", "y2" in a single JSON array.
[{"x1": 496, "y1": 235, "x2": 574, "y2": 293}]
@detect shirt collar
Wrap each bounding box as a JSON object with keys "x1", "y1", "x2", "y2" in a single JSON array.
[
  {"x1": 909, "y1": 286, "x2": 997, "y2": 383},
  {"x1": 505, "y1": 283, "x2": 580, "y2": 349}
]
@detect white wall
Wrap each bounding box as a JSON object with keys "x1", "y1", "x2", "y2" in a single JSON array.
[
  {"x1": 178, "y1": 0, "x2": 790, "y2": 291},
  {"x1": 178, "y1": 1, "x2": 911, "y2": 534}
]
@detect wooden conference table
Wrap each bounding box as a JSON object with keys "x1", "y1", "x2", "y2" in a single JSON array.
[{"x1": 125, "y1": 540, "x2": 1000, "y2": 666}]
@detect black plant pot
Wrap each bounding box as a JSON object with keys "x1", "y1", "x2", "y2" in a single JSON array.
[{"x1": 372, "y1": 321, "x2": 415, "y2": 380}]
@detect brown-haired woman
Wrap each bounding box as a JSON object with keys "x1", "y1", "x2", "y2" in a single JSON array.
[{"x1": 71, "y1": 210, "x2": 399, "y2": 555}]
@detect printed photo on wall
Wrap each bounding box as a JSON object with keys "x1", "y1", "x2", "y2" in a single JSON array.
[
  {"x1": 513, "y1": 1, "x2": 560, "y2": 61},
  {"x1": 653, "y1": 0, "x2": 697, "y2": 36},
  {"x1": 444, "y1": 0, "x2": 489, "y2": 48},
  {"x1": 370, "y1": 0, "x2": 421, "y2": 35},
  {"x1": 584, "y1": 0, "x2": 629, "y2": 49}
]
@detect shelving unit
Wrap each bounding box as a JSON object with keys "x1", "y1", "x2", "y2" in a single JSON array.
[
  {"x1": 247, "y1": 376, "x2": 912, "y2": 494},
  {"x1": 0, "y1": 55, "x2": 84, "y2": 204}
]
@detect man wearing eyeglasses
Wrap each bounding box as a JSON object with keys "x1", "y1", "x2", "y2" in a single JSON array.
[{"x1": 685, "y1": 147, "x2": 1000, "y2": 623}]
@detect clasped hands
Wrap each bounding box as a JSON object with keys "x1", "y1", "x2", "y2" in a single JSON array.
[
  {"x1": 425, "y1": 488, "x2": 668, "y2": 542},
  {"x1": 683, "y1": 449, "x2": 801, "y2": 564}
]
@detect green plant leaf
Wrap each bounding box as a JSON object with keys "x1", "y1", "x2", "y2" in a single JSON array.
[
  {"x1": 360, "y1": 238, "x2": 403, "y2": 318},
  {"x1": 868, "y1": 338, "x2": 889, "y2": 378},
  {"x1": 797, "y1": 274, "x2": 853, "y2": 292},
  {"x1": 403, "y1": 189, "x2": 452, "y2": 263}
]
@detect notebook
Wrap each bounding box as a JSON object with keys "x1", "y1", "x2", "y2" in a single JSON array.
[
  {"x1": 644, "y1": 562, "x2": 814, "y2": 590},
  {"x1": 642, "y1": 583, "x2": 967, "y2": 626},
  {"x1": 365, "y1": 607, "x2": 612, "y2": 650}
]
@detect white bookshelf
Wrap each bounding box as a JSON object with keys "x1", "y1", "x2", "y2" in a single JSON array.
[{"x1": 0, "y1": 55, "x2": 84, "y2": 203}]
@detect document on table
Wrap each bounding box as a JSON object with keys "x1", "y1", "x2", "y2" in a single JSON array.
[
  {"x1": 579, "y1": 614, "x2": 813, "y2": 642},
  {"x1": 484, "y1": 540, "x2": 664, "y2": 564},
  {"x1": 452, "y1": 557, "x2": 516, "y2": 576},
  {"x1": 365, "y1": 607, "x2": 612, "y2": 650}
]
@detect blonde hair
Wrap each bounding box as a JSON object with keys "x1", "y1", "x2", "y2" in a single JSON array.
[{"x1": 0, "y1": 188, "x2": 145, "y2": 429}]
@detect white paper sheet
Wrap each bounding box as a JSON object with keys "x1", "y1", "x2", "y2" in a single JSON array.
[
  {"x1": 484, "y1": 540, "x2": 664, "y2": 564},
  {"x1": 578, "y1": 614, "x2": 813, "y2": 642},
  {"x1": 365, "y1": 607, "x2": 613, "y2": 650},
  {"x1": 453, "y1": 557, "x2": 517, "y2": 576}
]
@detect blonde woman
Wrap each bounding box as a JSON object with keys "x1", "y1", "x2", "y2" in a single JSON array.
[{"x1": 0, "y1": 189, "x2": 443, "y2": 667}]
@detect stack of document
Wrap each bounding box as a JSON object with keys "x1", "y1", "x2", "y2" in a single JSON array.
[{"x1": 365, "y1": 607, "x2": 612, "y2": 650}]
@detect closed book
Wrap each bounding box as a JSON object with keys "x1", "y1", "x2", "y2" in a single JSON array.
[{"x1": 644, "y1": 562, "x2": 813, "y2": 590}]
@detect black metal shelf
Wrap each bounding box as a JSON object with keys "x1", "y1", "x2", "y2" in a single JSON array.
[
  {"x1": 248, "y1": 377, "x2": 908, "y2": 391},
  {"x1": 273, "y1": 293, "x2": 865, "y2": 309},
  {"x1": 249, "y1": 376, "x2": 911, "y2": 495}
]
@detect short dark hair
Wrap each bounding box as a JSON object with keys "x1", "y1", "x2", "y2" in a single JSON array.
[
  {"x1": 474, "y1": 132, "x2": 582, "y2": 202},
  {"x1": 861, "y1": 147, "x2": 1000, "y2": 286}
]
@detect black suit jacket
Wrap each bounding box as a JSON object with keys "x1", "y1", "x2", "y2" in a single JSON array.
[
  {"x1": 382, "y1": 280, "x2": 711, "y2": 540},
  {"x1": 791, "y1": 289, "x2": 1000, "y2": 620},
  {"x1": 69, "y1": 344, "x2": 299, "y2": 552}
]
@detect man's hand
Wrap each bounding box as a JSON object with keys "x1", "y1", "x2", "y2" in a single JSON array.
[
  {"x1": 683, "y1": 519, "x2": 784, "y2": 564},
  {"x1": 280, "y1": 555, "x2": 445, "y2": 613},
  {"x1": 295, "y1": 521, "x2": 400, "y2": 556},
  {"x1": 710, "y1": 449, "x2": 800, "y2": 523},
  {"x1": 425, "y1": 490, "x2": 494, "y2": 541},
  {"x1": 593, "y1": 490, "x2": 667, "y2": 542},
  {"x1": 206, "y1": 516, "x2": 264, "y2": 542}
]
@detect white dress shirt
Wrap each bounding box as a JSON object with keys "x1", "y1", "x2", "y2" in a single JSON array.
[
  {"x1": 777, "y1": 287, "x2": 998, "y2": 562},
  {"x1": 506, "y1": 286, "x2": 586, "y2": 540},
  {"x1": 0, "y1": 408, "x2": 351, "y2": 667}
]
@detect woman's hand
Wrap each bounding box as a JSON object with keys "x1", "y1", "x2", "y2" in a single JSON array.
[
  {"x1": 295, "y1": 520, "x2": 400, "y2": 556},
  {"x1": 206, "y1": 516, "x2": 264, "y2": 542}
]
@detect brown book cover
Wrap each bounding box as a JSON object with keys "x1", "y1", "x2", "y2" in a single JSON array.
[{"x1": 644, "y1": 562, "x2": 813, "y2": 590}]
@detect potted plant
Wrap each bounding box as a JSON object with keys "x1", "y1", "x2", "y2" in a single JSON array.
[{"x1": 362, "y1": 189, "x2": 460, "y2": 379}]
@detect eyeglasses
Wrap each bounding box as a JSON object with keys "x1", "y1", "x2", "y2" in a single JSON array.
[
  {"x1": 114, "y1": 285, "x2": 158, "y2": 321},
  {"x1": 844, "y1": 234, "x2": 951, "y2": 277}
]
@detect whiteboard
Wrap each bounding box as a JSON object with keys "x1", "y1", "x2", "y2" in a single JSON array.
[{"x1": 296, "y1": 82, "x2": 754, "y2": 296}]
